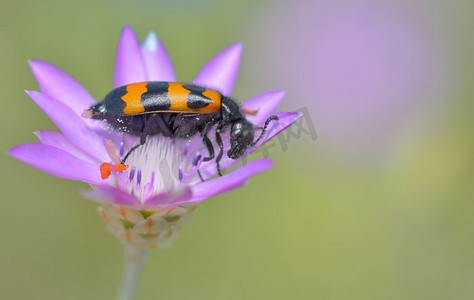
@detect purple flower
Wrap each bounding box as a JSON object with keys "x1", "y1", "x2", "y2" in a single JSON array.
[{"x1": 8, "y1": 25, "x2": 299, "y2": 215}]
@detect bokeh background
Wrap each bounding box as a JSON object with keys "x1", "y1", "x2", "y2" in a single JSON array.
[{"x1": 1, "y1": 0, "x2": 474, "y2": 299}]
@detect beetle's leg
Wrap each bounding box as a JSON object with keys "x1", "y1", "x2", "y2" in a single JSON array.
[
  {"x1": 193, "y1": 121, "x2": 216, "y2": 182},
  {"x1": 202, "y1": 135, "x2": 215, "y2": 162},
  {"x1": 168, "y1": 114, "x2": 178, "y2": 135},
  {"x1": 197, "y1": 170, "x2": 204, "y2": 182},
  {"x1": 196, "y1": 132, "x2": 220, "y2": 180},
  {"x1": 200, "y1": 121, "x2": 216, "y2": 162},
  {"x1": 121, "y1": 142, "x2": 143, "y2": 164},
  {"x1": 154, "y1": 114, "x2": 173, "y2": 136},
  {"x1": 121, "y1": 132, "x2": 148, "y2": 164},
  {"x1": 251, "y1": 115, "x2": 279, "y2": 146},
  {"x1": 121, "y1": 117, "x2": 155, "y2": 164},
  {"x1": 193, "y1": 155, "x2": 205, "y2": 182},
  {"x1": 215, "y1": 128, "x2": 224, "y2": 176}
]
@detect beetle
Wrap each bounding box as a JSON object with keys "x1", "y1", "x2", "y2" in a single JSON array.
[{"x1": 82, "y1": 81, "x2": 278, "y2": 180}]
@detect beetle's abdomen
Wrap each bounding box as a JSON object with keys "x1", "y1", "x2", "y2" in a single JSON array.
[{"x1": 104, "y1": 82, "x2": 222, "y2": 116}]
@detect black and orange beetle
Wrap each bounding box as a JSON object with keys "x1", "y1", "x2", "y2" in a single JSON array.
[{"x1": 82, "y1": 81, "x2": 278, "y2": 179}]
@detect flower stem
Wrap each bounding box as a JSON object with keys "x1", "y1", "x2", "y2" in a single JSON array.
[{"x1": 116, "y1": 246, "x2": 148, "y2": 300}]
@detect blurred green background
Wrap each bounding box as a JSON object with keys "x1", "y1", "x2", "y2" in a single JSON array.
[{"x1": 1, "y1": 0, "x2": 474, "y2": 299}]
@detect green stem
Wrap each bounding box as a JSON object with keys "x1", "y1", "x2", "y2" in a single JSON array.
[{"x1": 116, "y1": 247, "x2": 148, "y2": 300}]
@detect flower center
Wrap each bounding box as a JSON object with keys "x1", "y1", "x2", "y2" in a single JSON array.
[{"x1": 116, "y1": 136, "x2": 190, "y2": 201}]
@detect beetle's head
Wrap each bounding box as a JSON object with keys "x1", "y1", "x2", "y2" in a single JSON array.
[{"x1": 228, "y1": 119, "x2": 254, "y2": 159}]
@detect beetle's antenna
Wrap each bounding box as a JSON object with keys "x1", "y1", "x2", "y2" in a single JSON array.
[{"x1": 251, "y1": 115, "x2": 279, "y2": 146}]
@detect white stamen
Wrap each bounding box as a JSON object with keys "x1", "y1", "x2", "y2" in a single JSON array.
[{"x1": 121, "y1": 137, "x2": 188, "y2": 201}]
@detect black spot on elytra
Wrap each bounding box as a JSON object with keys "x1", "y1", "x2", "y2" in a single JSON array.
[
  {"x1": 103, "y1": 85, "x2": 127, "y2": 116},
  {"x1": 142, "y1": 82, "x2": 172, "y2": 112},
  {"x1": 183, "y1": 84, "x2": 212, "y2": 109}
]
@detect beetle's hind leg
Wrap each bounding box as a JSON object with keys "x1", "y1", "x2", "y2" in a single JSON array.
[
  {"x1": 121, "y1": 116, "x2": 159, "y2": 164},
  {"x1": 251, "y1": 115, "x2": 279, "y2": 146},
  {"x1": 121, "y1": 133, "x2": 147, "y2": 164}
]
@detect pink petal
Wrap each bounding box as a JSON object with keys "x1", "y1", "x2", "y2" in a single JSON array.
[
  {"x1": 141, "y1": 32, "x2": 176, "y2": 82},
  {"x1": 81, "y1": 186, "x2": 141, "y2": 207},
  {"x1": 181, "y1": 158, "x2": 273, "y2": 205},
  {"x1": 143, "y1": 188, "x2": 193, "y2": 209},
  {"x1": 35, "y1": 131, "x2": 96, "y2": 163},
  {"x1": 242, "y1": 90, "x2": 285, "y2": 125},
  {"x1": 8, "y1": 144, "x2": 103, "y2": 185},
  {"x1": 114, "y1": 25, "x2": 147, "y2": 88},
  {"x1": 29, "y1": 60, "x2": 96, "y2": 117},
  {"x1": 26, "y1": 91, "x2": 109, "y2": 162},
  {"x1": 193, "y1": 43, "x2": 242, "y2": 96}
]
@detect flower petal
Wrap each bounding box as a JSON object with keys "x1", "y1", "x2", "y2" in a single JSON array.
[
  {"x1": 81, "y1": 186, "x2": 141, "y2": 207},
  {"x1": 26, "y1": 91, "x2": 109, "y2": 162},
  {"x1": 242, "y1": 90, "x2": 285, "y2": 125},
  {"x1": 141, "y1": 32, "x2": 176, "y2": 82},
  {"x1": 8, "y1": 143, "x2": 103, "y2": 184},
  {"x1": 29, "y1": 60, "x2": 96, "y2": 116},
  {"x1": 143, "y1": 188, "x2": 193, "y2": 209},
  {"x1": 114, "y1": 25, "x2": 147, "y2": 88},
  {"x1": 181, "y1": 158, "x2": 273, "y2": 205},
  {"x1": 193, "y1": 43, "x2": 242, "y2": 96},
  {"x1": 35, "y1": 130, "x2": 96, "y2": 163}
]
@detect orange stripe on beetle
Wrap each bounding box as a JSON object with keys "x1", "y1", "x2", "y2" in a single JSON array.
[
  {"x1": 167, "y1": 82, "x2": 191, "y2": 111},
  {"x1": 121, "y1": 82, "x2": 148, "y2": 115},
  {"x1": 167, "y1": 83, "x2": 221, "y2": 114},
  {"x1": 199, "y1": 89, "x2": 222, "y2": 113}
]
